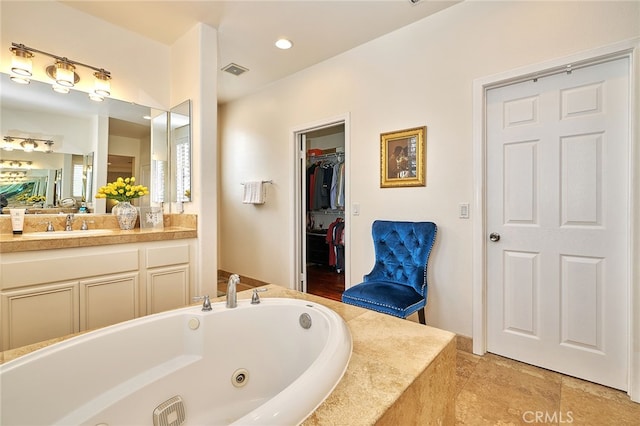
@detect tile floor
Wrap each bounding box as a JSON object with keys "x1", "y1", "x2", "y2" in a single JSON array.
[{"x1": 455, "y1": 350, "x2": 640, "y2": 425}]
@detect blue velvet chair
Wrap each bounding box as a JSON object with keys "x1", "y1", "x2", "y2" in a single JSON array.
[{"x1": 341, "y1": 220, "x2": 437, "y2": 324}]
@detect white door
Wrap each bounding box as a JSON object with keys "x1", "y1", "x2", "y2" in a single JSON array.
[
  {"x1": 486, "y1": 57, "x2": 629, "y2": 390},
  {"x1": 298, "y1": 133, "x2": 308, "y2": 293}
]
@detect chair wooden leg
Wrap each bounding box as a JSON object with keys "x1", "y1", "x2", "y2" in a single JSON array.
[{"x1": 418, "y1": 308, "x2": 426, "y2": 325}]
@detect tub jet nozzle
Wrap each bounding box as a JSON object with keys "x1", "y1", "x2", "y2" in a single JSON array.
[{"x1": 232, "y1": 368, "x2": 250, "y2": 388}]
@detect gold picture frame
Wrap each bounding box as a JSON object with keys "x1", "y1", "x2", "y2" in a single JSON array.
[{"x1": 380, "y1": 126, "x2": 426, "y2": 188}]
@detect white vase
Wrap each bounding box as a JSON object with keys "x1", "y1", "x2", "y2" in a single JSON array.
[{"x1": 112, "y1": 201, "x2": 138, "y2": 230}]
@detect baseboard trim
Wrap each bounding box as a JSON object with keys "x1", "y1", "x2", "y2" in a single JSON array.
[{"x1": 456, "y1": 335, "x2": 473, "y2": 353}]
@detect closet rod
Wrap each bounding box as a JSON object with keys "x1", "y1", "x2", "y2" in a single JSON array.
[{"x1": 308, "y1": 152, "x2": 343, "y2": 160}]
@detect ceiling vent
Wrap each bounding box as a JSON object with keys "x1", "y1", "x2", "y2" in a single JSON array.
[{"x1": 222, "y1": 63, "x2": 249, "y2": 76}]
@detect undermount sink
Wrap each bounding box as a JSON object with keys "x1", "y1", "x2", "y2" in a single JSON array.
[{"x1": 22, "y1": 229, "x2": 116, "y2": 238}]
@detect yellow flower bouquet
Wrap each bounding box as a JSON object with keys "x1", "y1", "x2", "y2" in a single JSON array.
[
  {"x1": 95, "y1": 177, "x2": 149, "y2": 202},
  {"x1": 27, "y1": 195, "x2": 46, "y2": 204},
  {"x1": 16, "y1": 194, "x2": 46, "y2": 204}
]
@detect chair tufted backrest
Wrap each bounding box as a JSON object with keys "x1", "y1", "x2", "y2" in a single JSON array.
[{"x1": 364, "y1": 220, "x2": 437, "y2": 296}]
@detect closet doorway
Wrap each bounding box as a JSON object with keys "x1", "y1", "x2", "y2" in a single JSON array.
[{"x1": 294, "y1": 118, "x2": 348, "y2": 302}]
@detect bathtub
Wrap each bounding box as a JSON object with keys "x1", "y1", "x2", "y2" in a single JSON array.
[{"x1": 0, "y1": 297, "x2": 352, "y2": 425}]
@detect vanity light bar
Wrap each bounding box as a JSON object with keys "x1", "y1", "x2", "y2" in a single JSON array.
[
  {"x1": 0, "y1": 160, "x2": 33, "y2": 169},
  {"x1": 0, "y1": 178, "x2": 28, "y2": 183},
  {"x1": 1, "y1": 171, "x2": 27, "y2": 177},
  {"x1": 3, "y1": 136, "x2": 54, "y2": 153},
  {"x1": 9, "y1": 42, "x2": 112, "y2": 101}
]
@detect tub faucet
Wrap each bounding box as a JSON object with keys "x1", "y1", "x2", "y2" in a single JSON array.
[
  {"x1": 226, "y1": 274, "x2": 240, "y2": 308},
  {"x1": 65, "y1": 214, "x2": 75, "y2": 231},
  {"x1": 251, "y1": 288, "x2": 268, "y2": 305},
  {"x1": 192, "y1": 295, "x2": 212, "y2": 311}
]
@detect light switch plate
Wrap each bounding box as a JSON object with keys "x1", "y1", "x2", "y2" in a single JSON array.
[{"x1": 459, "y1": 203, "x2": 470, "y2": 219}]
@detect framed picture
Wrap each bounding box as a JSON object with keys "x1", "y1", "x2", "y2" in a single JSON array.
[
  {"x1": 138, "y1": 206, "x2": 164, "y2": 230},
  {"x1": 380, "y1": 126, "x2": 426, "y2": 188}
]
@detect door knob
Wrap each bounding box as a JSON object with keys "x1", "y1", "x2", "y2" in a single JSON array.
[{"x1": 489, "y1": 232, "x2": 500, "y2": 242}]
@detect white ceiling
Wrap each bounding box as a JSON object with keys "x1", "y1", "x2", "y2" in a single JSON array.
[{"x1": 60, "y1": 0, "x2": 460, "y2": 103}]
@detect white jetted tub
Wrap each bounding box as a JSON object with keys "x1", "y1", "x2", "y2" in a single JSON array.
[{"x1": 0, "y1": 297, "x2": 352, "y2": 425}]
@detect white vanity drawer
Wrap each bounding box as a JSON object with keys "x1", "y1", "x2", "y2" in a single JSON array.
[
  {"x1": 146, "y1": 244, "x2": 190, "y2": 268},
  {"x1": 1, "y1": 248, "x2": 139, "y2": 290}
]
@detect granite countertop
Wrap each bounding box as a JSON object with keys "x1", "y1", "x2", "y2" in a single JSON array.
[
  {"x1": 0, "y1": 214, "x2": 197, "y2": 253},
  {"x1": 0, "y1": 285, "x2": 456, "y2": 424}
]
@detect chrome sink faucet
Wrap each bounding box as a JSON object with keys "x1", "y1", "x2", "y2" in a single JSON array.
[
  {"x1": 39, "y1": 221, "x2": 55, "y2": 232},
  {"x1": 65, "y1": 214, "x2": 75, "y2": 231},
  {"x1": 226, "y1": 274, "x2": 240, "y2": 308}
]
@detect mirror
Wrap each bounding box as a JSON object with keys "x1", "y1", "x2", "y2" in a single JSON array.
[
  {"x1": 0, "y1": 72, "x2": 169, "y2": 213},
  {"x1": 0, "y1": 150, "x2": 79, "y2": 210},
  {"x1": 170, "y1": 100, "x2": 191, "y2": 204}
]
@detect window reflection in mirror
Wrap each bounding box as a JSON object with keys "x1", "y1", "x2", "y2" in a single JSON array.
[
  {"x1": 151, "y1": 110, "x2": 169, "y2": 210},
  {"x1": 82, "y1": 152, "x2": 94, "y2": 208},
  {"x1": 170, "y1": 100, "x2": 191, "y2": 204}
]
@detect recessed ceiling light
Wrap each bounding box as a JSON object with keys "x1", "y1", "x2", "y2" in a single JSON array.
[{"x1": 275, "y1": 38, "x2": 293, "y2": 50}]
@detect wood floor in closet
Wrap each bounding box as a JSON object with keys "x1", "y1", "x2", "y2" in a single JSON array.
[{"x1": 306, "y1": 264, "x2": 344, "y2": 302}]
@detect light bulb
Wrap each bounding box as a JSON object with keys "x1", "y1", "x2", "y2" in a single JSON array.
[
  {"x1": 11, "y1": 47, "x2": 33, "y2": 76},
  {"x1": 93, "y1": 70, "x2": 111, "y2": 96},
  {"x1": 52, "y1": 84, "x2": 70, "y2": 94},
  {"x1": 21, "y1": 140, "x2": 38, "y2": 152},
  {"x1": 10, "y1": 75, "x2": 30, "y2": 85},
  {"x1": 55, "y1": 61, "x2": 76, "y2": 87}
]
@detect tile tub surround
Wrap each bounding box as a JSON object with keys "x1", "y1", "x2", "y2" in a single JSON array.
[
  {"x1": 0, "y1": 285, "x2": 457, "y2": 425},
  {"x1": 0, "y1": 214, "x2": 197, "y2": 253}
]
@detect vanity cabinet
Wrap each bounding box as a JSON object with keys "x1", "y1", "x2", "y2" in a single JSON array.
[
  {"x1": 80, "y1": 273, "x2": 139, "y2": 331},
  {"x1": 1, "y1": 281, "x2": 79, "y2": 350},
  {"x1": 145, "y1": 244, "x2": 191, "y2": 314},
  {"x1": 0, "y1": 239, "x2": 196, "y2": 351}
]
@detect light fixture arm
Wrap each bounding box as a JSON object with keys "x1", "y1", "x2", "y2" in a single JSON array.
[{"x1": 11, "y1": 43, "x2": 111, "y2": 77}]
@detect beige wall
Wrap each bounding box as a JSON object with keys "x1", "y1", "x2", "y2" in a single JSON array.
[
  {"x1": 0, "y1": 2, "x2": 171, "y2": 109},
  {"x1": 169, "y1": 23, "x2": 219, "y2": 297},
  {"x1": 219, "y1": 1, "x2": 640, "y2": 336}
]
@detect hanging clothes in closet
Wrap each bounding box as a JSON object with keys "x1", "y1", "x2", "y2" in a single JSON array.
[
  {"x1": 307, "y1": 162, "x2": 317, "y2": 211},
  {"x1": 326, "y1": 218, "x2": 345, "y2": 273},
  {"x1": 306, "y1": 155, "x2": 344, "y2": 211}
]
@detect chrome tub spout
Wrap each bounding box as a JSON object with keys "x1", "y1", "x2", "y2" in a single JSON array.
[{"x1": 227, "y1": 274, "x2": 240, "y2": 308}]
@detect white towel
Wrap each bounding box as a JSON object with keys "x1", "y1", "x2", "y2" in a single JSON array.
[{"x1": 242, "y1": 181, "x2": 265, "y2": 204}]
